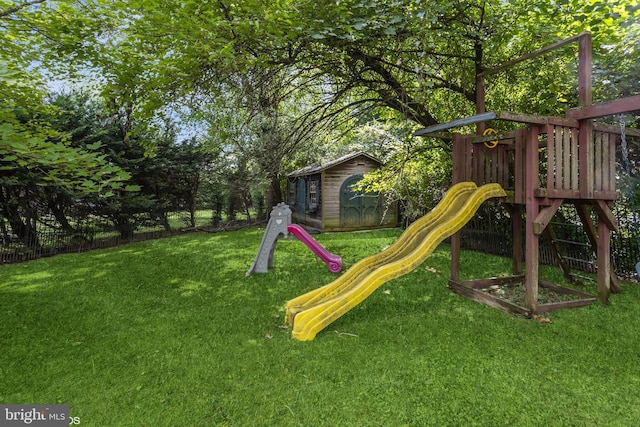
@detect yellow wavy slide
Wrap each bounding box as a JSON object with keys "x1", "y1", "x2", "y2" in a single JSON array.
[{"x1": 286, "y1": 182, "x2": 506, "y2": 341}]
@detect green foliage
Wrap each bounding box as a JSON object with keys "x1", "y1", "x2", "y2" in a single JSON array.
[
  {"x1": 84, "y1": 0, "x2": 638, "y2": 219},
  {"x1": 0, "y1": 120, "x2": 130, "y2": 196},
  {"x1": 0, "y1": 88, "x2": 219, "y2": 244},
  {"x1": 0, "y1": 9, "x2": 132, "y2": 200},
  {"x1": 0, "y1": 85, "x2": 132, "y2": 247},
  {"x1": 356, "y1": 140, "x2": 453, "y2": 221},
  {"x1": 484, "y1": 0, "x2": 639, "y2": 113},
  {"x1": 2, "y1": 230, "x2": 640, "y2": 425},
  {"x1": 3, "y1": 0, "x2": 639, "y2": 235},
  {"x1": 74, "y1": 108, "x2": 213, "y2": 236},
  {"x1": 1, "y1": 0, "x2": 118, "y2": 85}
]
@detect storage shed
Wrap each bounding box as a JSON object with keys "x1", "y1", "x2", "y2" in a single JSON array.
[{"x1": 286, "y1": 152, "x2": 398, "y2": 231}]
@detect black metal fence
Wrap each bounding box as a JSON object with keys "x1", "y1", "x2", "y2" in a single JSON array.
[
  {"x1": 459, "y1": 203, "x2": 640, "y2": 281},
  {"x1": 0, "y1": 207, "x2": 257, "y2": 264},
  {"x1": 3, "y1": 198, "x2": 639, "y2": 282}
]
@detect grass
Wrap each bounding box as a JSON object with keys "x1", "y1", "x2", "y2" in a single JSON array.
[{"x1": 1, "y1": 227, "x2": 640, "y2": 426}]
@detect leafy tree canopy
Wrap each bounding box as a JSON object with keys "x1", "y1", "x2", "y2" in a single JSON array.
[
  {"x1": 1, "y1": 1, "x2": 132, "y2": 197},
  {"x1": 96, "y1": 0, "x2": 639, "y2": 128},
  {"x1": 2, "y1": 0, "x2": 639, "y2": 215}
]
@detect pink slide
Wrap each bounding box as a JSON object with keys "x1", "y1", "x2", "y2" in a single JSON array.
[{"x1": 287, "y1": 224, "x2": 343, "y2": 273}]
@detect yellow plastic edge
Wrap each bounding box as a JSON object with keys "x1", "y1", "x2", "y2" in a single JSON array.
[{"x1": 290, "y1": 183, "x2": 505, "y2": 341}]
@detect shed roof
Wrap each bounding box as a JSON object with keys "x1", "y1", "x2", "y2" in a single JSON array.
[{"x1": 286, "y1": 152, "x2": 381, "y2": 178}]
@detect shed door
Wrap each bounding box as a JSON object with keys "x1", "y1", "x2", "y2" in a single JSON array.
[
  {"x1": 296, "y1": 179, "x2": 306, "y2": 219},
  {"x1": 340, "y1": 175, "x2": 381, "y2": 227}
]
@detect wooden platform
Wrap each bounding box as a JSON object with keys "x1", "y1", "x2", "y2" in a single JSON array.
[{"x1": 448, "y1": 275, "x2": 598, "y2": 317}]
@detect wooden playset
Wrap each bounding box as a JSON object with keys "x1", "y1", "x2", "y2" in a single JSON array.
[{"x1": 414, "y1": 32, "x2": 640, "y2": 316}]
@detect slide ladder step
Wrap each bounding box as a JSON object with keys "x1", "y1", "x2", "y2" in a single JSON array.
[
  {"x1": 551, "y1": 238, "x2": 591, "y2": 247},
  {"x1": 561, "y1": 255, "x2": 595, "y2": 265}
]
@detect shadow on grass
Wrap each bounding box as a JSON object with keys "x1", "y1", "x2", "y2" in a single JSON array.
[{"x1": 2, "y1": 227, "x2": 640, "y2": 425}]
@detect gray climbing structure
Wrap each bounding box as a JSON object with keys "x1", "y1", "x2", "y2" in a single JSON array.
[{"x1": 246, "y1": 203, "x2": 292, "y2": 275}]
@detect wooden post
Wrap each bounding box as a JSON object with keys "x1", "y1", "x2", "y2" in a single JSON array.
[
  {"x1": 524, "y1": 126, "x2": 540, "y2": 313},
  {"x1": 450, "y1": 134, "x2": 463, "y2": 282},
  {"x1": 578, "y1": 33, "x2": 592, "y2": 107},
  {"x1": 578, "y1": 33, "x2": 594, "y2": 199},
  {"x1": 575, "y1": 204, "x2": 621, "y2": 294},
  {"x1": 514, "y1": 128, "x2": 526, "y2": 204},
  {"x1": 504, "y1": 204, "x2": 523, "y2": 275},
  {"x1": 596, "y1": 218, "x2": 611, "y2": 304}
]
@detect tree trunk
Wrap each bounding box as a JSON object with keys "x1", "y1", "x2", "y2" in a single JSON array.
[
  {"x1": 159, "y1": 211, "x2": 171, "y2": 231},
  {"x1": 212, "y1": 195, "x2": 223, "y2": 226},
  {"x1": 267, "y1": 173, "x2": 283, "y2": 212},
  {"x1": 114, "y1": 214, "x2": 135, "y2": 239},
  {"x1": 47, "y1": 198, "x2": 75, "y2": 232},
  {"x1": 0, "y1": 188, "x2": 40, "y2": 248}
]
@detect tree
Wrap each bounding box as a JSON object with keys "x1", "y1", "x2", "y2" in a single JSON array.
[
  {"x1": 1, "y1": 1, "x2": 133, "y2": 246},
  {"x1": 0, "y1": 79, "x2": 133, "y2": 246},
  {"x1": 7, "y1": 91, "x2": 213, "y2": 241},
  {"x1": 148, "y1": 136, "x2": 213, "y2": 228},
  {"x1": 80, "y1": 106, "x2": 212, "y2": 237},
  {"x1": 101, "y1": 1, "x2": 636, "y2": 123},
  {"x1": 239, "y1": 68, "x2": 349, "y2": 208},
  {"x1": 6, "y1": 0, "x2": 638, "y2": 228},
  {"x1": 89, "y1": 1, "x2": 638, "y2": 217}
]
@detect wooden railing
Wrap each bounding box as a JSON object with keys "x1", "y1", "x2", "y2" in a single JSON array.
[
  {"x1": 453, "y1": 125, "x2": 619, "y2": 204},
  {"x1": 543, "y1": 125, "x2": 617, "y2": 200},
  {"x1": 452, "y1": 129, "x2": 524, "y2": 202}
]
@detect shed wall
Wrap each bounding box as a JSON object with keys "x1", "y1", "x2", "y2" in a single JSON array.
[
  {"x1": 322, "y1": 157, "x2": 378, "y2": 227},
  {"x1": 287, "y1": 154, "x2": 398, "y2": 231},
  {"x1": 323, "y1": 157, "x2": 397, "y2": 231}
]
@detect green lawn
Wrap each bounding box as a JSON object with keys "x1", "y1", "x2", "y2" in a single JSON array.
[{"x1": 1, "y1": 228, "x2": 639, "y2": 426}]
